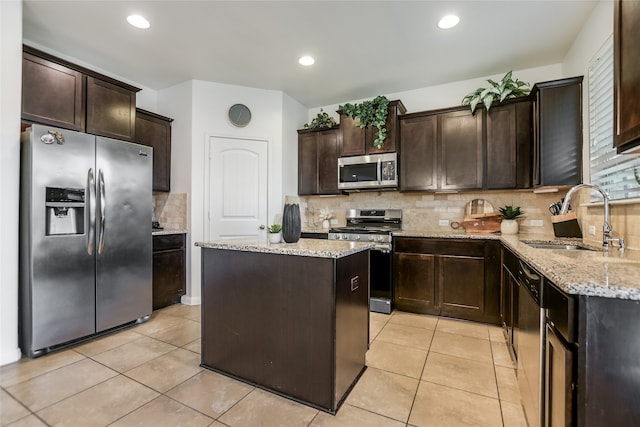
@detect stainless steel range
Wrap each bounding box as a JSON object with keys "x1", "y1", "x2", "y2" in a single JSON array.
[{"x1": 329, "y1": 209, "x2": 402, "y2": 314}]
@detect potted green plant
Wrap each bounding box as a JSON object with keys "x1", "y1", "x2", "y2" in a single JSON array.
[
  {"x1": 462, "y1": 71, "x2": 530, "y2": 114},
  {"x1": 303, "y1": 108, "x2": 337, "y2": 130},
  {"x1": 267, "y1": 224, "x2": 282, "y2": 243},
  {"x1": 338, "y1": 95, "x2": 390, "y2": 149},
  {"x1": 498, "y1": 205, "x2": 525, "y2": 235}
]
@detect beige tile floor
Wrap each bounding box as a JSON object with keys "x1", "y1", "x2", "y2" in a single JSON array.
[{"x1": 1, "y1": 305, "x2": 527, "y2": 427}]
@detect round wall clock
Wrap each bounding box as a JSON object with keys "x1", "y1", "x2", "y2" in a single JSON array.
[{"x1": 228, "y1": 103, "x2": 252, "y2": 127}]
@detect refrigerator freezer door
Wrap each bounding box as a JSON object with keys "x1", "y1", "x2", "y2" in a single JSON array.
[
  {"x1": 95, "y1": 137, "x2": 153, "y2": 331},
  {"x1": 20, "y1": 125, "x2": 97, "y2": 354}
]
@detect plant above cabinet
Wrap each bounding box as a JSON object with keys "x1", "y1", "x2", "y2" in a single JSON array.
[
  {"x1": 339, "y1": 95, "x2": 390, "y2": 148},
  {"x1": 462, "y1": 71, "x2": 530, "y2": 114},
  {"x1": 303, "y1": 108, "x2": 337, "y2": 130}
]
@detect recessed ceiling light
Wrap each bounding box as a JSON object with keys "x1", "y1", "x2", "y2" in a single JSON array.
[
  {"x1": 127, "y1": 14, "x2": 150, "y2": 29},
  {"x1": 298, "y1": 56, "x2": 315, "y2": 66},
  {"x1": 438, "y1": 14, "x2": 460, "y2": 29}
]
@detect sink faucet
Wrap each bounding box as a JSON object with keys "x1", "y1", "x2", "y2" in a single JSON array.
[{"x1": 560, "y1": 183, "x2": 625, "y2": 251}]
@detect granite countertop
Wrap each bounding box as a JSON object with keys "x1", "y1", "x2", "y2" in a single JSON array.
[
  {"x1": 195, "y1": 238, "x2": 374, "y2": 259},
  {"x1": 396, "y1": 229, "x2": 640, "y2": 301},
  {"x1": 153, "y1": 229, "x2": 189, "y2": 236}
]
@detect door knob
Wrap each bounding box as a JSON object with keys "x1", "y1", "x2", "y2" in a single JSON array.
[{"x1": 259, "y1": 225, "x2": 266, "y2": 230}]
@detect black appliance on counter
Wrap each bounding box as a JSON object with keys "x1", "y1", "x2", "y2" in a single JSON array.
[{"x1": 328, "y1": 209, "x2": 402, "y2": 314}]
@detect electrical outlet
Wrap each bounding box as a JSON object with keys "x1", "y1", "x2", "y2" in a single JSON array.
[
  {"x1": 530, "y1": 219, "x2": 544, "y2": 227},
  {"x1": 439, "y1": 219, "x2": 449, "y2": 226},
  {"x1": 589, "y1": 225, "x2": 596, "y2": 235},
  {"x1": 330, "y1": 219, "x2": 338, "y2": 225}
]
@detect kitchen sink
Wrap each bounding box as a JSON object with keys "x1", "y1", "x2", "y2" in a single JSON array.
[{"x1": 524, "y1": 242, "x2": 594, "y2": 251}]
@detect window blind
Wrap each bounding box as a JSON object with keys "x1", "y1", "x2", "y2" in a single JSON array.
[{"x1": 589, "y1": 40, "x2": 640, "y2": 201}]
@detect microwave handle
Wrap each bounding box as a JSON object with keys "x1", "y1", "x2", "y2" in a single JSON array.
[{"x1": 377, "y1": 157, "x2": 382, "y2": 184}]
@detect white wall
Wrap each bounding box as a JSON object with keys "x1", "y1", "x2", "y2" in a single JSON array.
[
  {"x1": 562, "y1": 0, "x2": 614, "y2": 183},
  {"x1": 307, "y1": 64, "x2": 563, "y2": 123},
  {"x1": 1, "y1": 0, "x2": 23, "y2": 365},
  {"x1": 158, "y1": 80, "x2": 288, "y2": 304},
  {"x1": 282, "y1": 93, "x2": 308, "y2": 197}
]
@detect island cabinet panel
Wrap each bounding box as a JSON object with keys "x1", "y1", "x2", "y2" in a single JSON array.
[
  {"x1": 297, "y1": 127, "x2": 339, "y2": 196},
  {"x1": 22, "y1": 52, "x2": 85, "y2": 131},
  {"x1": 201, "y1": 248, "x2": 369, "y2": 413},
  {"x1": 393, "y1": 237, "x2": 500, "y2": 324},
  {"x1": 339, "y1": 100, "x2": 406, "y2": 156},
  {"x1": 614, "y1": 0, "x2": 640, "y2": 153}
]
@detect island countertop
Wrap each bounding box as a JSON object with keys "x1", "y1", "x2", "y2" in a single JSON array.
[
  {"x1": 195, "y1": 238, "x2": 374, "y2": 259},
  {"x1": 395, "y1": 229, "x2": 640, "y2": 300}
]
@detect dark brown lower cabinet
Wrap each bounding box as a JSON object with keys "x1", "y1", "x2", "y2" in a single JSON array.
[
  {"x1": 200, "y1": 247, "x2": 369, "y2": 413},
  {"x1": 545, "y1": 325, "x2": 573, "y2": 427},
  {"x1": 577, "y1": 296, "x2": 640, "y2": 426},
  {"x1": 152, "y1": 234, "x2": 185, "y2": 310},
  {"x1": 501, "y1": 246, "x2": 520, "y2": 359},
  {"x1": 393, "y1": 237, "x2": 500, "y2": 324},
  {"x1": 394, "y1": 252, "x2": 437, "y2": 314}
]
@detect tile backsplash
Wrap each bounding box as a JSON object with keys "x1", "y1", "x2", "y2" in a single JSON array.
[
  {"x1": 300, "y1": 190, "x2": 640, "y2": 250},
  {"x1": 153, "y1": 192, "x2": 188, "y2": 231}
]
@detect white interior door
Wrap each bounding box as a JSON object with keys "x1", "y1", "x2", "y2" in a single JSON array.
[{"x1": 207, "y1": 136, "x2": 268, "y2": 240}]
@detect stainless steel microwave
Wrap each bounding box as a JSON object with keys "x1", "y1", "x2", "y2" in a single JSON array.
[{"x1": 338, "y1": 152, "x2": 398, "y2": 190}]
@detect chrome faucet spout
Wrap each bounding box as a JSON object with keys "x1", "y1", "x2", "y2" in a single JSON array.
[{"x1": 560, "y1": 183, "x2": 620, "y2": 250}]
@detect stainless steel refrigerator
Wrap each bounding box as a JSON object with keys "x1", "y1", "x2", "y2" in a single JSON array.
[{"x1": 20, "y1": 124, "x2": 153, "y2": 357}]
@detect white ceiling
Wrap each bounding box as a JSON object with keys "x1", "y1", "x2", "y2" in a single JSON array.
[{"x1": 22, "y1": 0, "x2": 599, "y2": 108}]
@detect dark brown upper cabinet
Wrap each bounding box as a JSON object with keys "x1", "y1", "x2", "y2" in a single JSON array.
[
  {"x1": 298, "y1": 127, "x2": 340, "y2": 196},
  {"x1": 613, "y1": 0, "x2": 640, "y2": 154},
  {"x1": 485, "y1": 100, "x2": 533, "y2": 189},
  {"x1": 21, "y1": 45, "x2": 140, "y2": 141},
  {"x1": 439, "y1": 109, "x2": 483, "y2": 190},
  {"x1": 86, "y1": 77, "x2": 137, "y2": 141},
  {"x1": 136, "y1": 109, "x2": 173, "y2": 192},
  {"x1": 532, "y1": 76, "x2": 583, "y2": 187},
  {"x1": 399, "y1": 113, "x2": 438, "y2": 191},
  {"x1": 339, "y1": 100, "x2": 406, "y2": 156},
  {"x1": 22, "y1": 51, "x2": 85, "y2": 131},
  {"x1": 399, "y1": 106, "x2": 483, "y2": 191}
]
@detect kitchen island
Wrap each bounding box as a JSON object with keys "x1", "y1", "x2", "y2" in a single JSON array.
[{"x1": 195, "y1": 238, "x2": 373, "y2": 413}]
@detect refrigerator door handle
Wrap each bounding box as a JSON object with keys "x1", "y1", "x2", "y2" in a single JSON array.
[
  {"x1": 98, "y1": 169, "x2": 106, "y2": 254},
  {"x1": 87, "y1": 168, "x2": 96, "y2": 255}
]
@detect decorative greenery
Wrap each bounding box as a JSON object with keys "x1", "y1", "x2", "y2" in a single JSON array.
[
  {"x1": 462, "y1": 71, "x2": 530, "y2": 114},
  {"x1": 303, "y1": 108, "x2": 337, "y2": 130},
  {"x1": 499, "y1": 205, "x2": 525, "y2": 220},
  {"x1": 339, "y1": 95, "x2": 390, "y2": 149},
  {"x1": 318, "y1": 207, "x2": 334, "y2": 221},
  {"x1": 267, "y1": 224, "x2": 282, "y2": 233}
]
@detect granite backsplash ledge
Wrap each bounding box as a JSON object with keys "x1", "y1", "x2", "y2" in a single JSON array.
[{"x1": 153, "y1": 192, "x2": 188, "y2": 231}]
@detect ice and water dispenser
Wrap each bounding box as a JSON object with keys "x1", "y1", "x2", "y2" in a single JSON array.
[{"x1": 45, "y1": 187, "x2": 85, "y2": 235}]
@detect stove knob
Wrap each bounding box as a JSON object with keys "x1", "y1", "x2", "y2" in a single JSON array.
[
  {"x1": 378, "y1": 236, "x2": 384, "y2": 242},
  {"x1": 369, "y1": 236, "x2": 375, "y2": 241},
  {"x1": 355, "y1": 235, "x2": 360, "y2": 241}
]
